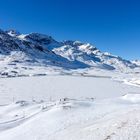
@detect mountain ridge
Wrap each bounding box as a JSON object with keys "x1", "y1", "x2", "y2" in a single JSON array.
[{"x1": 0, "y1": 29, "x2": 138, "y2": 77}]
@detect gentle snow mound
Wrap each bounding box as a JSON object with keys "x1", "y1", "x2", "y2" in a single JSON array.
[{"x1": 122, "y1": 94, "x2": 140, "y2": 103}]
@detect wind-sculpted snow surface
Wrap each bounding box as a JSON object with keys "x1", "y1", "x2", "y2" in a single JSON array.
[{"x1": 0, "y1": 96, "x2": 140, "y2": 140}]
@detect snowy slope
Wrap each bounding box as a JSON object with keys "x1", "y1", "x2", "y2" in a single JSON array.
[
  {"x1": 132, "y1": 60, "x2": 140, "y2": 66},
  {"x1": 53, "y1": 40, "x2": 136, "y2": 70},
  {"x1": 0, "y1": 91, "x2": 140, "y2": 140}
]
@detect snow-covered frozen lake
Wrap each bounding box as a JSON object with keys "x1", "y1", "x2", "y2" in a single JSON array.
[{"x1": 0, "y1": 75, "x2": 140, "y2": 104}]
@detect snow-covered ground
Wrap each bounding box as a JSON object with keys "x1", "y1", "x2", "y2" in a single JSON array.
[
  {"x1": 0, "y1": 74, "x2": 140, "y2": 104},
  {"x1": 0, "y1": 93, "x2": 140, "y2": 140},
  {"x1": 0, "y1": 29, "x2": 140, "y2": 139},
  {"x1": 0, "y1": 73, "x2": 140, "y2": 140}
]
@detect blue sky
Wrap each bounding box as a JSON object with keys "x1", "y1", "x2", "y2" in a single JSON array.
[{"x1": 0, "y1": 0, "x2": 140, "y2": 60}]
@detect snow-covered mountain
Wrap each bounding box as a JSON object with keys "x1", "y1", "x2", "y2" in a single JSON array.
[
  {"x1": 132, "y1": 60, "x2": 140, "y2": 66},
  {"x1": 0, "y1": 29, "x2": 138, "y2": 77}
]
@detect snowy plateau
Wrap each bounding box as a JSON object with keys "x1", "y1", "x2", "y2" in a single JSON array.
[{"x1": 0, "y1": 29, "x2": 140, "y2": 140}]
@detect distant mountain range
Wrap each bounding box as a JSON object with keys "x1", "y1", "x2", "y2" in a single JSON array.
[{"x1": 0, "y1": 29, "x2": 139, "y2": 77}]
